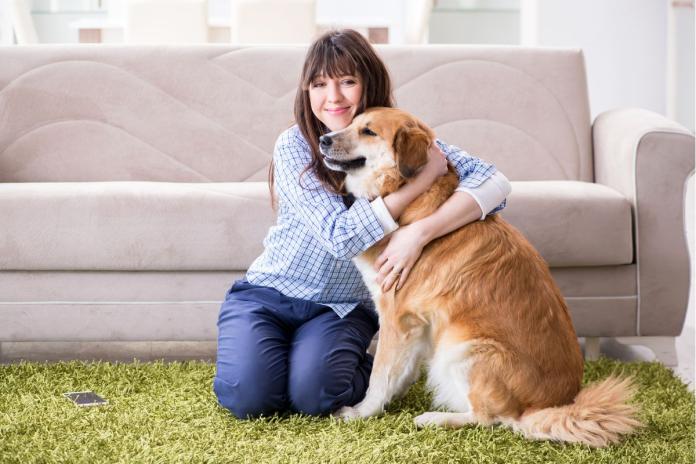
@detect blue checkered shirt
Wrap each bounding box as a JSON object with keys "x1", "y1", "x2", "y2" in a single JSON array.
[{"x1": 246, "y1": 125, "x2": 505, "y2": 317}]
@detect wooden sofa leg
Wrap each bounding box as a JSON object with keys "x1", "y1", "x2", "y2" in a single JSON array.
[
  {"x1": 614, "y1": 336, "x2": 679, "y2": 366},
  {"x1": 584, "y1": 337, "x2": 601, "y2": 361}
]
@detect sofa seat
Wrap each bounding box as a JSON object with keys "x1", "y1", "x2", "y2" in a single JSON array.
[
  {"x1": 501, "y1": 180, "x2": 633, "y2": 267},
  {"x1": 0, "y1": 182, "x2": 275, "y2": 271},
  {"x1": 0, "y1": 180, "x2": 632, "y2": 270}
]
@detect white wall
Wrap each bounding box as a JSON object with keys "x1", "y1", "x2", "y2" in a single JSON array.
[
  {"x1": 429, "y1": 8, "x2": 519, "y2": 44},
  {"x1": 0, "y1": 1, "x2": 14, "y2": 44},
  {"x1": 667, "y1": 2, "x2": 695, "y2": 131},
  {"x1": 521, "y1": 0, "x2": 670, "y2": 122},
  {"x1": 316, "y1": 0, "x2": 405, "y2": 44}
]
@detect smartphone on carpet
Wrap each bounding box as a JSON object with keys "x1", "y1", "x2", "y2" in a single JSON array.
[{"x1": 63, "y1": 391, "x2": 108, "y2": 407}]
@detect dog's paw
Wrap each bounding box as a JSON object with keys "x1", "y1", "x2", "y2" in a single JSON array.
[
  {"x1": 332, "y1": 406, "x2": 362, "y2": 421},
  {"x1": 414, "y1": 411, "x2": 476, "y2": 429},
  {"x1": 414, "y1": 411, "x2": 446, "y2": 428}
]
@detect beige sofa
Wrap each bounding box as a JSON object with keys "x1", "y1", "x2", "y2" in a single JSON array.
[{"x1": 0, "y1": 45, "x2": 693, "y2": 364}]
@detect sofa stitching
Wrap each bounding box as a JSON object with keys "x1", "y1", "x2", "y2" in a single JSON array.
[
  {"x1": 394, "y1": 58, "x2": 585, "y2": 179},
  {"x1": 631, "y1": 129, "x2": 695, "y2": 336},
  {"x1": 208, "y1": 56, "x2": 298, "y2": 100},
  {"x1": 0, "y1": 60, "x2": 274, "y2": 160},
  {"x1": 0, "y1": 118, "x2": 217, "y2": 181},
  {"x1": 240, "y1": 164, "x2": 271, "y2": 182},
  {"x1": 431, "y1": 118, "x2": 571, "y2": 179}
]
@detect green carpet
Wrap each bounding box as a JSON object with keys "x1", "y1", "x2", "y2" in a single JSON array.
[{"x1": 0, "y1": 358, "x2": 693, "y2": 464}]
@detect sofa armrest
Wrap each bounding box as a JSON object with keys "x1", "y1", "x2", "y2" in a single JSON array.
[{"x1": 593, "y1": 107, "x2": 694, "y2": 336}]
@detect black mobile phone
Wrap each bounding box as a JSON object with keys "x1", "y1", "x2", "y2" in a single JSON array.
[{"x1": 63, "y1": 391, "x2": 108, "y2": 407}]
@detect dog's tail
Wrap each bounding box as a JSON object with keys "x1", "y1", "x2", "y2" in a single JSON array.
[{"x1": 508, "y1": 376, "x2": 642, "y2": 447}]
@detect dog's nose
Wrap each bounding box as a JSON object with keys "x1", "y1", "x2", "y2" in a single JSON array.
[{"x1": 319, "y1": 135, "x2": 333, "y2": 148}]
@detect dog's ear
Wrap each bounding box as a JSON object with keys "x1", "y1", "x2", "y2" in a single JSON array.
[{"x1": 393, "y1": 125, "x2": 431, "y2": 178}]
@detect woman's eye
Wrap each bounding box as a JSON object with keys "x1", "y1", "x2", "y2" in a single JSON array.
[
  {"x1": 311, "y1": 82, "x2": 325, "y2": 88},
  {"x1": 361, "y1": 127, "x2": 377, "y2": 136},
  {"x1": 342, "y1": 79, "x2": 356, "y2": 85}
]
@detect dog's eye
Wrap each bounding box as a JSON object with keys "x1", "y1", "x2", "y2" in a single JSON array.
[{"x1": 361, "y1": 127, "x2": 377, "y2": 137}]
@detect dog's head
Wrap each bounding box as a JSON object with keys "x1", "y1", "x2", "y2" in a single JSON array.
[{"x1": 319, "y1": 107, "x2": 435, "y2": 200}]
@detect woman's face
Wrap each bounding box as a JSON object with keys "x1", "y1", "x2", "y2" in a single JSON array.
[{"x1": 309, "y1": 74, "x2": 363, "y2": 132}]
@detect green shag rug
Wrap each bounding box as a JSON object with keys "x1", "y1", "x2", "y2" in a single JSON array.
[{"x1": 0, "y1": 358, "x2": 693, "y2": 464}]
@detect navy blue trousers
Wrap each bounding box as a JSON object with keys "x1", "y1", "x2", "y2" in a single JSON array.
[{"x1": 213, "y1": 280, "x2": 379, "y2": 419}]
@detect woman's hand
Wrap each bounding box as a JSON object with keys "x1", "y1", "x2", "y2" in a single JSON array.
[
  {"x1": 414, "y1": 143, "x2": 448, "y2": 188},
  {"x1": 374, "y1": 223, "x2": 428, "y2": 292},
  {"x1": 381, "y1": 143, "x2": 448, "y2": 222},
  {"x1": 375, "y1": 145, "x2": 446, "y2": 291}
]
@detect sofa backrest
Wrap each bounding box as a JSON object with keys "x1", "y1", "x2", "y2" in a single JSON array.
[{"x1": 0, "y1": 45, "x2": 593, "y2": 182}]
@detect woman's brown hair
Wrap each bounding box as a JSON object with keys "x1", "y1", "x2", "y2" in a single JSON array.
[{"x1": 269, "y1": 29, "x2": 395, "y2": 207}]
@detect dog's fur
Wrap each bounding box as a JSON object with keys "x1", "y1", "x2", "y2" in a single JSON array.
[{"x1": 320, "y1": 107, "x2": 641, "y2": 447}]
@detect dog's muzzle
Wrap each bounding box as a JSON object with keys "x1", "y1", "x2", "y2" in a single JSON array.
[
  {"x1": 322, "y1": 155, "x2": 367, "y2": 171},
  {"x1": 319, "y1": 135, "x2": 366, "y2": 171}
]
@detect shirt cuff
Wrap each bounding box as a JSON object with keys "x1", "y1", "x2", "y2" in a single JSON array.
[
  {"x1": 455, "y1": 171, "x2": 512, "y2": 220},
  {"x1": 369, "y1": 196, "x2": 400, "y2": 234}
]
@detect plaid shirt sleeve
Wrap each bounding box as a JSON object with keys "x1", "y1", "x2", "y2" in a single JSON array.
[
  {"x1": 435, "y1": 139, "x2": 507, "y2": 216},
  {"x1": 274, "y1": 129, "x2": 386, "y2": 260}
]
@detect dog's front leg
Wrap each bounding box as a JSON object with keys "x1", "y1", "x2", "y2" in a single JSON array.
[{"x1": 334, "y1": 319, "x2": 425, "y2": 420}]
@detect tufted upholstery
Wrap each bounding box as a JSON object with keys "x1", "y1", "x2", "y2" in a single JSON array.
[{"x1": 0, "y1": 45, "x2": 591, "y2": 183}]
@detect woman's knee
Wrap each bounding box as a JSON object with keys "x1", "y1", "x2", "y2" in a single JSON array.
[
  {"x1": 287, "y1": 373, "x2": 334, "y2": 416},
  {"x1": 287, "y1": 312, "x2": 376, "y2": 416},
  {"x1": 287, "y1": 354, "x2": 372, "y2": 416},
  {"x1": 214, "y1": 292, "x2": 289, "y2": 418},
  {"x1": 213, "y1": 375, "x2": 286, "y2": 419}
]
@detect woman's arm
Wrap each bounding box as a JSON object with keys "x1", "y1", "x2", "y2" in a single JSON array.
[
  {"x1": 274, "y1": 130, "x2": 388, "y2": 260},
  {"x1": 373, "y1": 191, "x2": 482, "y2": 292},
  {"x1": 375, "y1": 145, "x2": 511, "y2": 291},
  {"x1": 381, "y1": 143, "x2": 448, "y2": 220},
  {"x1": 415, "y1": 170, "x2": 511, "y2": 245},
  {"x1": 274, "y1": 127, "x2": 449, "y2": 261},
  {"x1": 412, "y1": 190, "x2": 483, "y2": 244}
]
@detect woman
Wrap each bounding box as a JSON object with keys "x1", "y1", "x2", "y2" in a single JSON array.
[{"x1": 214, "y1": 29, "x2": 511, "y2": 419}]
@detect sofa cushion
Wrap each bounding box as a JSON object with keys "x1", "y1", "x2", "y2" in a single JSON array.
[
  {"x1": 0, "y1": 180, "x2": 632, "y2": 271},
  {"x1": 500, "y1": 181, "x2": 633, "y2": 267},
  {"x1": 0, "y1": 182, "x2": 275, "y2": 271}
]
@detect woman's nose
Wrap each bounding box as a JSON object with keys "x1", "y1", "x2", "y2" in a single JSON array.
[{"x1": 327, "y1": 82, "x2": 342, "y2": 102}]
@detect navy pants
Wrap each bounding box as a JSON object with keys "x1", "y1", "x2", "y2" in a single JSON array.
[{"x1": 213, "y1": 280, "x2": 379, "y2": 419}]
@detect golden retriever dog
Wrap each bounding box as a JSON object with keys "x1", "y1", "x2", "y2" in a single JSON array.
[{"x1": 319, "y1": 107, "x2": 641, "y2": 447}]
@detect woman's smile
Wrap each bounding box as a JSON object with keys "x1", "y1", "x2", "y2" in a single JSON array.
[{"x1": 326, "y1": 107, "x2": 350, "y2": 115}]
